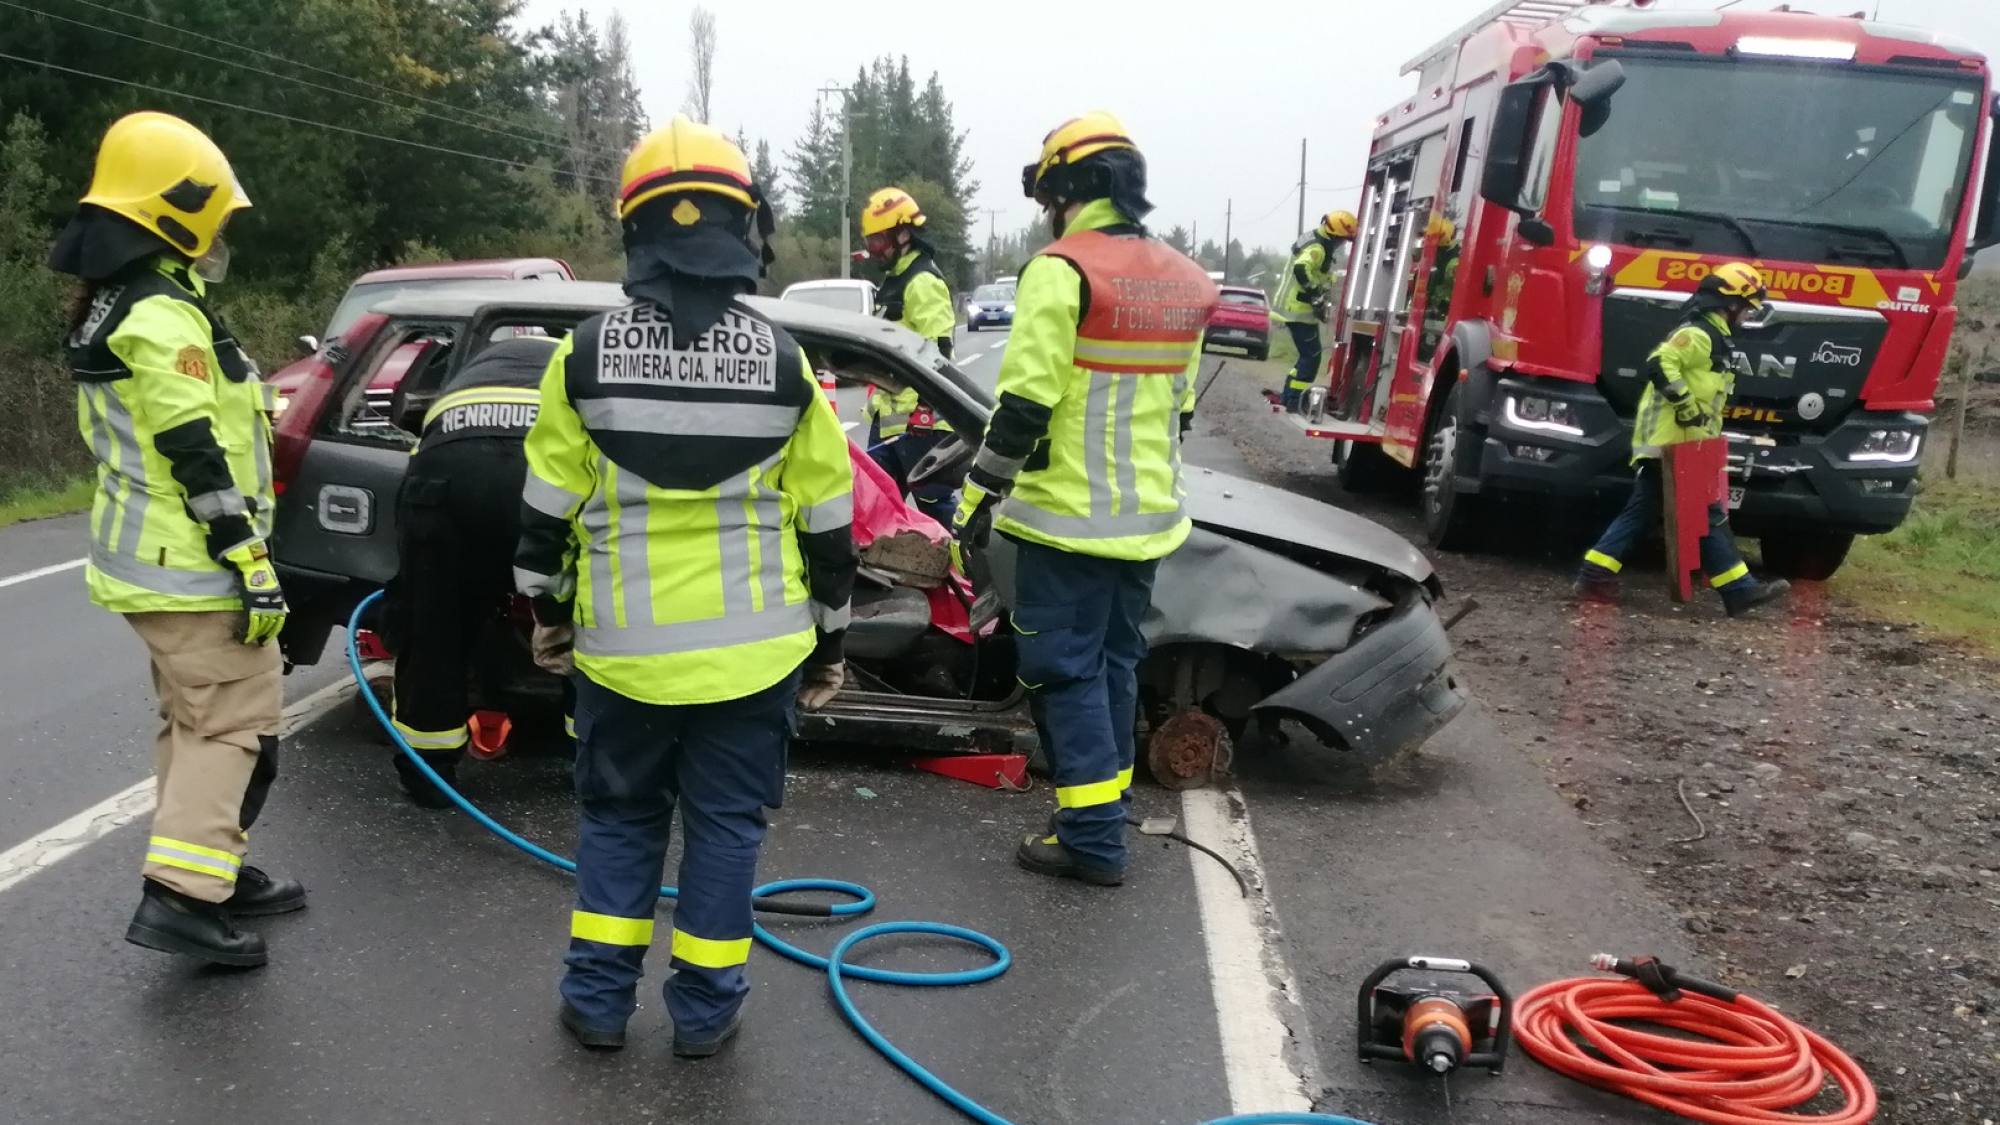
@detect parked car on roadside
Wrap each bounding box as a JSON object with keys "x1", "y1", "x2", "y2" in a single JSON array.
[
  {"x1": 269, "y1": 281, "x2": 1465, "y2": 776},
  {"x1": 265, "y1": 258, "x2": 575, "y2": 428},
  {"x1": 964, "y1": 283, "x2": 1015, "y2": 331},
  {"x1": 1204, "y1": 285, "x2": 1270, "y2": 360},
  {"x1": 779, "y1": 278, "x2": 878, "y2": 316}
]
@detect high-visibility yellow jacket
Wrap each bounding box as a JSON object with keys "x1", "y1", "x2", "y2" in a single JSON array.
[
  {"x1": 1273, "y1": 238, "x2": 1344, "y2": 323},
  {"x1": 516, "y1": 299, "x2": 856, "y2": 706},
  {"x1": 68, "y1": 257, "x2": 274, "y2": 614},
  {"x1": 1633, "y1": 310, "x2": 1735, "y2": 462},
  {"x1": 962, "y1": 198, "x2": 1214, "y2": 562},
  {"x1": 870, "y1": 249, "x2": 954, "y2": 434}
]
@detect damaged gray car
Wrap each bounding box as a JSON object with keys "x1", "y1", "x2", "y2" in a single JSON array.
[{"x1": 269, "y1": 280, "x2": 1466, "y2": 780}]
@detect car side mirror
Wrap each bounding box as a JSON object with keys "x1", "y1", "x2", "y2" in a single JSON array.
[{"x1": 295, "y1": 334, "x2": 320, "y2": 358}]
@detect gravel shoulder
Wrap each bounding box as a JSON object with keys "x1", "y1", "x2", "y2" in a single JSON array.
[{"x1": 1197, "y1": 353, "x2": 2000, "y2": 1125}]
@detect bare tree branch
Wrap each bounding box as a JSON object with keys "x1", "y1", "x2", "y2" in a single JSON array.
[{"x1": 684, "y1": 7, "x2": 716, "y2": 123}]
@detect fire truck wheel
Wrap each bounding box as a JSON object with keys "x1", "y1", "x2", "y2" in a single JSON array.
[
  {"x1": 1757, "y1": 530, "x2": 1853, "y2": 581},
  {"x1": 1334, "y1": 439, "x2": 1402, "y2": 494},
  {"x1": 1421, "y1": 385, "x2": 1487, "y2": 550}
]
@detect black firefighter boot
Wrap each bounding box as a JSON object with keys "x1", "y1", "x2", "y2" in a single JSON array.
[
  {"x1": 1015, "y1": 832, "x2": 1124, "y2": 887},
  {"x1": 1572, "y1": 563, "x2": 1620, "y2": 604},
  {"x1": 392, "y1": 749, "x2": 462, "y2": 809},
  {"x1": 225, "y1": 866, "x2": 308, "y2": 917},
  {"x1": 1723, "y1": 576, "x2": 1792, "y2": 618},
  {"x1": 126, "y1": 880, "x2": 269, "y2": 967}
]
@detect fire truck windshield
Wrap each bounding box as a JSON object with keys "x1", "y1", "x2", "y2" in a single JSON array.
[{"x1": 1571, "y1": 55, "x2": 1984, "y2": 271}]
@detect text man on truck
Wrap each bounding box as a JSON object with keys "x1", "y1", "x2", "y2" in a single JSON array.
[{"x1": 1289, "y1": 0, "x2": 2000, "y2": 581}]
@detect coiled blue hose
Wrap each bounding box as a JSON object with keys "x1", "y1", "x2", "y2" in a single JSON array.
[{"x1": 344, "y1": 589, "x2": 1370, "y2": 1125}]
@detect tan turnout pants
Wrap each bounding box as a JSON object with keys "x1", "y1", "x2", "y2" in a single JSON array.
[{"x1": 127, "y1": 610, "x2": 283, "y2": 903}]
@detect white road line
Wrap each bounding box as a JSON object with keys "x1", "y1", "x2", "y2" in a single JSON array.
[
  {"x1": 0, "y1": 557, "x2": 86, "y2": 591},
  {"x1": 0, "y1": 674, "x2": 359, "y2": 895},
  {"x1": 1183, "y1": 786, "x2": 1320, "y2": 1115}
]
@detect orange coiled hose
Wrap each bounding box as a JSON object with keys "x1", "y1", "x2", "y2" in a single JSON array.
[{"x1": 1515, "y1": 975, "x2": 1878, "y2": 1125}]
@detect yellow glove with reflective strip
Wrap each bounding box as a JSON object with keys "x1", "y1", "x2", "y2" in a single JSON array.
[{"x1": 224, "y1": 541, "x2": 289, "y2": 646}]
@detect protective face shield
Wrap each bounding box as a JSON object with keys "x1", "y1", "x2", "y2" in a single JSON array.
[
  {"x1": 864, "y1": 230, "x2": 901, "y2": 263},
  {"x1": 194, "y1": 234, "x2": 232, "y2": 284}
]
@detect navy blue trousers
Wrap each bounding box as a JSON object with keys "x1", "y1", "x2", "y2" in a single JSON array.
[
  {"x1": 1281, "y1": 321, "x2": 1322, "y2": 409},
  {"x1": 1584, "y1": 459, "x2": 1749, "y2": 591},
  {"x1": 1009, "y1": 536, "x2": 1159, "y2": 872},
  {"x1": 560, "y1": 669, "x2": 800, "y2": 1037}
]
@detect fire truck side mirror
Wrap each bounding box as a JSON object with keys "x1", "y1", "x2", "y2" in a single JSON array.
[
  {"x1": 1480, "y1": 81, "x2": 1542, "y2": 213},
  {"x1": 1567, "y1": 60, "x2": 1626, "y2": 107},
  {"x1": 1972, "y1": 100, "x2": 2000, "y2": 252}
]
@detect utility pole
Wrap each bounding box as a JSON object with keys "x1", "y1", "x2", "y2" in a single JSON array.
[
  {"x1": 1296, "y1": 138, "x2": 1308, "y2": 238},
  {"x1": 1223, "y1": 198, "x2": 1233, "y2": 281},
  {"x1": 818, "y1": 84, "x2": 855, "y2": 278}
]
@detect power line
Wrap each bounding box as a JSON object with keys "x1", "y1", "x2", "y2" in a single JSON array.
[
  {"x1": 1307, "y1": 182, "x2": 1365, "y2": 195},
  {"x1": 0, "y1": 49, "x2": 617, "y2": 184},
  {"x1": 48, "y1": 0, "x2": 576, "y2": 146},
  {"x1": 1246, "y1": 185, "x2": 1298, "y2": 225},
  {"x1": 7, "y1": 0, "x2": 616, "y2": 165}
]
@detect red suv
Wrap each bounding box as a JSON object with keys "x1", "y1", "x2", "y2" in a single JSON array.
[
  {"x1": 267, "y1": 258, "x2": 574, "y2": 422},
  {"x1": 1204, "y1": 284, "x2": 1270, "y2": 361}
]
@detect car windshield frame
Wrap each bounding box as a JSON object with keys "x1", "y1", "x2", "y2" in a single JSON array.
[
  {"x1": 781, "y1": 286, "x2": 871, "y2": 315},
  {"x1": 325, "y1": 278, "x2": 523, "y2": 340},
  {"x1": 1571, "y1": 53, "x2": 1985, "y2": 270}
]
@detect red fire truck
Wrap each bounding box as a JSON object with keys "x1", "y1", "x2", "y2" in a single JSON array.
[{"x1": 1297, "y1": 0, "x2": 1999, "y2": 579}]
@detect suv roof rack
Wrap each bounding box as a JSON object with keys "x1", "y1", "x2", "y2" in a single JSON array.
[{"x1": 1401, "y1": 0, "x2": 1599, "y2": 75}]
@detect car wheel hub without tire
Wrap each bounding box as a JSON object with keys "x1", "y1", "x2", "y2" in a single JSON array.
[{"x1": 1146, "y1": 710, "x2": 1232, "y2": 790}]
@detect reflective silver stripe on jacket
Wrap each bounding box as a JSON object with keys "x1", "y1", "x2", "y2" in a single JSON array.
[
  {"x1": 88, "y1": 544, "x2": 239, "y2": 598},
  {"x1": 812, "y1": 601, "x2": 852, "y2": 632},
  {"x1": 187, "y1": 487, "x2": 249, "y2": 522},
  {"x1": 579, "y1": 602, "x2": 812, "y2": 657},
  {"x1": 82, "y1": 386, "x2": 152, "y2": 562},
  {"x1": 1071, "y1": 340, "x2": 1196, "y2": 368},
  {"x1": 524, "y1": 473, "x2": 585, "y2": 520},
  {"x1": 514, "y1": 566, "x2": 575, "y2": 601},
  {"x1": 798, "y1": 494, "x2": 852, "y2": 534},
  {"x1": 874, "y1": 411, "x2": 911, "y2": 432},
  {"x1": 576, "y1": 453, "x2": 800, "y2": 651},
  {"x1": 973, "y1": 446, "x2": 1026, "y2": 481},
  {"x1": 577, "y1": 397, "x2": 800, "y2": 439},
  {"x1": 995, "y1": 499, "x2": 1187, "y2": 542}
]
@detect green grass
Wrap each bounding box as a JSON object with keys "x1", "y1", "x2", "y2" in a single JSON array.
[
  {"x1": 0, "y1": 476, "x2": 93, "y2": 530},
  {"x1": 1837, "y1": 475, "x2": 2000, "y2": 654}
]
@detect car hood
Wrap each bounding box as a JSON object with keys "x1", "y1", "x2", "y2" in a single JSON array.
[{"x1": 1181, "y1": 465, "x2": 1434, "y2": 586}]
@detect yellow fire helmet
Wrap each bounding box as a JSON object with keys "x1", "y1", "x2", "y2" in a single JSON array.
[
  {"x1": 80, "y1": 111, "x2": 249, "y2": 259},
  {"x1": 618, "y1": 114, "x2": 756, "y2": 221},
  {"x1": 860, "y1": 187, "x2": 926, "y2": 239},
  {"x1": 1023, "y1": 110, "x2": 1138, "y2": 200},
  {"x1": 1426, "y1": 213, "x2": 1458, "y2": 248},
  {"x1": 1317, "y1": 210, "x2": 1357, "y2": 240},
  {"x1": 1705, "y1": 261, "x2": 1768, "y2": 308}
]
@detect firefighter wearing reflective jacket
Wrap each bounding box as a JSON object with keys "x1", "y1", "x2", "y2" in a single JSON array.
[
  {"x1": 515, "y1": 117, "x2": 856, "y2": 1055},
  {"x1": 955, "y1": 112, "x2": 1216, "y2": 886},
  {"x1": 48, "y1": 111, "x2": 305, "y2": 967},
  {"x1": 1574, "y1": 262, "x2": 1791, "y2": 617},
  {"x1": 385, "y1": 335, "x2": 556, "y2": 807},
  {"x1": 1271, "y1": 209, "x2": 1354, "y2": 410},
  {"x1": 860, "y1": 186, "x2": 956, "y2": 521}
]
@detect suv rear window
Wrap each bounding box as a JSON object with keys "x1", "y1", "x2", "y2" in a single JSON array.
[{"x1": 1219, "y1": 289, "x2": 1267, "y2": 306}]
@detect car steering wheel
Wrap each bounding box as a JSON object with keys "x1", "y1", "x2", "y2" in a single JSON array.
[{"x1": 905, "y1": 434, "x2": 974, "y2": 490}]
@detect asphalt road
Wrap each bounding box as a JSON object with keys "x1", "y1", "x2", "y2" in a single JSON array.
[{"x1": 0, "y1": 330, "x2": 1683, "y2": 1125}]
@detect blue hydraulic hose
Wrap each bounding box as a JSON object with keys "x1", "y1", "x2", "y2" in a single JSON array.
[{"x1": 344, "y1": 589, "x2": 1370, "y2": 1125}]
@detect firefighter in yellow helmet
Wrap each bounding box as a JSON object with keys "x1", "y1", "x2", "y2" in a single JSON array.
[
  {"x1": 954, "y1": 112, "x2": 1217, "y2": 885},
  {"x1": 516, "y1": 115, "x2": 855, "y2": 1054},
  {"x1": 1420, "y1": 213, "x2": 1461, "y2": 353},
  {"x1": 1575, "y1": 262, "x2": 1791, "y2": 617},
  {"x1": 46, "y1": 111, "x2": 304, "y2": 967},
  {"x1": 1270, "y1": 209, "x2": 1356, "y2": 409},
  {"x1": 858, "y1": 186, "x2": 956, "y2": 521}
]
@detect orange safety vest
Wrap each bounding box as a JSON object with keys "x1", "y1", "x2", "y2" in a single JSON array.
[{"x1": 1043, "y1": 230, "x2": 1218, "y2": 374}]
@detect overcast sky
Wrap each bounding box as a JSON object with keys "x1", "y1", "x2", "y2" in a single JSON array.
[{"x1": 521, "y1": 0, "x2": 2000, "y2": 253}]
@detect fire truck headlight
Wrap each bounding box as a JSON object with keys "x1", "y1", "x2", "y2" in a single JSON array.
[
  {"x1": 1852, "y1": 429, "x2": 1921, "y2": 464},
  {"x1": 1505, "y1": 393, "x2": 1585, "y2": 437},
  {"x1": 1584, "y1": 244, "x2": 1613, "y2": 273}
]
